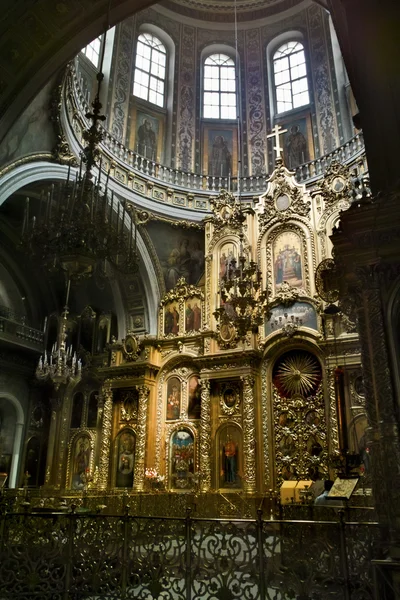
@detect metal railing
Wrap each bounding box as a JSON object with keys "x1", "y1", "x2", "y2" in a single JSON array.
[
  {"x1": 0, "y1": 304, "x2": 44, "y2": 348},
  {"x1": 0, "y1": 506, "x2": 386, "y2": 599}
]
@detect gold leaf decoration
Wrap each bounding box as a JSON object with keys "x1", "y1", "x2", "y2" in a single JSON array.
[{"x1": 273, "y1": 351, "x2": 321, "y2": 398}]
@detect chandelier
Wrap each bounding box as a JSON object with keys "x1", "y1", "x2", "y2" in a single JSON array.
[
  {"x1": 213, "y1": 203, "x2": 271, "y2": 340},
  {"x1": 36, "y1": 280, "x2": 81, "y2": 388},
  {"x1": 21, "y1": 32, "x2": 144, "y2": 281}
]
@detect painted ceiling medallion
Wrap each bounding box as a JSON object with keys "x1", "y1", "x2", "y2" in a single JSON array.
[{"x1": 273, "y1": 351, "x2": 321, "y2": 398}]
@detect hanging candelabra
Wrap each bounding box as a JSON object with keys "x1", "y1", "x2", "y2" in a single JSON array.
[
  {"x1": 214, "y1": 217, "x2": 270, "y2": 340},
  {"x1": 36, "y1": 280, "x2": 81, "y2": 388},
  {"x1": 21, "y1": 28, "x2": 145, "y2": 281}
]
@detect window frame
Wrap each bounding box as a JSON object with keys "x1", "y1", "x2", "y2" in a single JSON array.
[
  {"x1": 272, "y1": 40, "x2": 310, "y2": 116},
  {"x1": 80, "y1": 36, "x2": 102, "y2": 69},
  {"x1": 133, "y1": 32, "x2": 167, "y2": 109},
  {"x1": 202, "y1": 51, "x2": 237, "y2": 121}
]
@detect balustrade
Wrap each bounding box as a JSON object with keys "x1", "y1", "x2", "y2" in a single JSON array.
[{"x1": 67, "y1": 65, "x2": 367, "y2": 205}]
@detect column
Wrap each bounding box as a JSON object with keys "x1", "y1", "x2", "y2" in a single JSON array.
[
  {"x1": 98, "y1": 381, "x2": 113, "y2": 491},
  {"x1": 9, "y1": 422, "x2": 24, "y2": 488},
  {"x1": 133, "y1": 385, "x2": 150, "y2": 492},
  {"x1": 353, "y1": 266, "x2": 400, "y2": 531},
  {"x1": 199, "y1": 377, "x2": 211, "y2": 492},
  {"x1": 242, "y1": 375, "x2": 257, "y2": 494}
]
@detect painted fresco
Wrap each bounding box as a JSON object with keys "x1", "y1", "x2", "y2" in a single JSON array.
[
  {"x1": 265, "y1": 302, "x2": 318, "y2": 336},
  {"x1": 280, "y1": 116, "x2": 314, "y2": 170},
  {"x1": 273, "y1": 231, "x2": 303, "y2": 289},
  {"x1": 0, "y1": 80, "x2": 56, "y2": 166},
  {"x1": 146, "y1": 222, "x2": 205, "y2": 290},
  {"x1": 203, "y1": 126, "x2": 237, "y2": 178},
  {"x1": 135, "y1": 110, "x2": 160, "y2": 160}
]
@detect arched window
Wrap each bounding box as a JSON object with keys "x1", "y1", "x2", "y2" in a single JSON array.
[
  {"x1": 133, "y1": 33, "x2": 166, "y2": 107},
  {"x1": 203, "y1": 54, "x2": 236, "y2": 119},
  {"x1": 81, "y1": 37, "x2": 102, "y2": 68},
  {"x1": 273, "y1": 41, "x2": 309, "y2": 114}
]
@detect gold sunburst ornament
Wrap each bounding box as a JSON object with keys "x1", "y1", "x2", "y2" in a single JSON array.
[{"x1": 274, "y1": 352, "x2": 321, "y2": 397}]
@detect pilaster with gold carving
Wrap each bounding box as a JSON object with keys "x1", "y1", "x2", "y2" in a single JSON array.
[
  {"x1": 98, "y1": 380, "x2": 113, "y2": 491},
  {"x1": 242, "y1": 375, "x2": 257, "y2": 494},
  {"x1": 133, "y1": 385, "x2": 150, "y2": 491},
  {"x1": 199, "y1": 377, "x2": 211, "y2": 492}
]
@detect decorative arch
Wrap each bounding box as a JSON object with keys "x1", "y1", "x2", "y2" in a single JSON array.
[{"x1": 0, "y1": 394, "x2": 24, "y2": 489}]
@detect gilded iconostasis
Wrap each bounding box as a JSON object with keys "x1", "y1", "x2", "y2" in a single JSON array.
[{"x1": 13, "y1": 156, "x2": 368, "y2": 499}]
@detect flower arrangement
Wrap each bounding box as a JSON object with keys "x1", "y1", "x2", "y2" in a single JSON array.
[{"x1": 145, "y1": 468, "x2": 165, "y2": 484}]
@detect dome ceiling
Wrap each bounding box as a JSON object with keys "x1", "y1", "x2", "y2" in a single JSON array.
[{"x1": 161, "y1": 0, "x2": 303, "y2": 21}]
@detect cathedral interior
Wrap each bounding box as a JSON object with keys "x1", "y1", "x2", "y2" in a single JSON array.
[{"x1": 0, "y1": 0, "x2": 399, "y2": 598}]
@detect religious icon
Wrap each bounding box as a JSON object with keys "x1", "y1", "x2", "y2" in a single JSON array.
[
  {"x1": 164, "y1": 302, "x2": 180, "y2": 335},
  {"x1": 305, "y1": 410, "x2": 320, "y2": 426},
  {"x1": 115, "y1": 430, "x2": 135, "y2": 488},
  {"x1": 120, "y1": 389, "x2": 139, "y2": 422},
  {"x1": 273, "y1": 232, "x2": 303, "y2": 289},
  {"x1": 209, "y1": 134, "x2": 232, "y2": 177},
  {"x1": 188, "y1": 376, "x2": 201, "y2": 419},
  {"x1": 219, "y1": 243, "x2": 236, "y2": 281},
  {"x1": 166, "y1": 377, "x2": 181, "y2": 420},
  {"x1": 170, "y1": 429, "x2": 195, "y2": 490},
  {"x1": 219, "y1": 426, "x2": 242, "y2": 489},
  {"x1": 278, "y1": 411, "x2": 294, "y2": 428},
  {"x1": 223, "y1": 389, "x2": 237, "y2": 408},
  {"x1": 220, "y1": 322, "x2": 235, "y2": 343},
  {"x1": 185, "y1": 298, "x2": 201, "y2": 332},
  {"x1": 71, "y1": 436, "x2": 91, "y2": 490},
  {"x1": 279, "y1": 434, "x2": 296, "y2": 457},
  {"x1": 307, "y1": 434, "x2": 323, "y2": 456},
  {"x1": 136, "y1": 112, "x2": 159, "y2": 160}
]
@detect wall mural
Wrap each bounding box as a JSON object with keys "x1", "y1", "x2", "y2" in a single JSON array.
[
  {"x1": 203, "y1": 127, "x2": 237, "y2": 178},
  {"x1": 115, "y1": 430, "x2": 135, "y2": 488},
  {"x1": 166, "y1": 377, "x2": 181, "y2": 420},
  {"x1": 146, "y1": 222, "x2": 205, "y2": 290},
  {"x1": 170, "y1": 429, "x2": 195, "y2": 490},
  {"x1": 279, "y1": 116, "x2": 313, "y2": 170},
  {"x1": 273, "y1": 231, "x2": 303, "y2": 290},
  {"x1": 133, "y1": 110, "x2": 162, "y2": 161}
]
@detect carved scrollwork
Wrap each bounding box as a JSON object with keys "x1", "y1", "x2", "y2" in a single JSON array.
[
  {"x1": 122, "y1": 332, "x2": 141, "y2": 362},
  {"x1": 98, "y1": 381, "x2": 113, "y2": 491},
  {"x1": 312, "y1": 161, "x2": 353, "y2": 208},
  {"x1": 199, "y1": 378, "x2": 211, "y2": 492},
  {"x1": 274, "y1": 281, "x2": 299, "y2": 307},
  {"x1": 209, "y1": 189, "x2": 254, "y2": 234},
  {"x1": 133, "y1": 385, "x2": 150, "y2": 491},
  {"x1": 242, "y1": 375, "x2": 256, "y2": 493}
]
